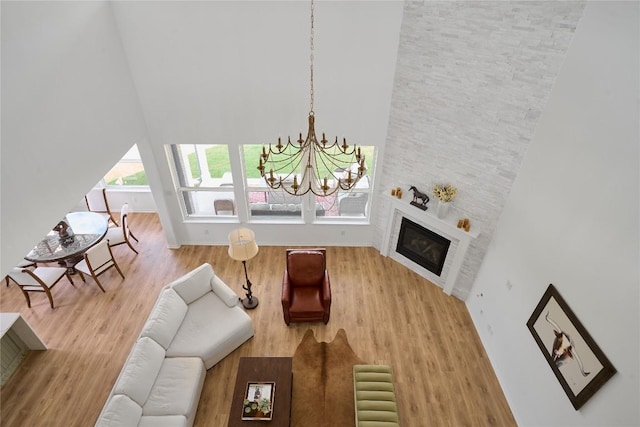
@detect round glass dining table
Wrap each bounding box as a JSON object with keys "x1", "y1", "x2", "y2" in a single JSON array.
[{"x1": 25, "y1": 212, "x2": 109, "y2": 269}]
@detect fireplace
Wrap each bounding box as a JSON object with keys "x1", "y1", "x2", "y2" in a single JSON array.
[
  {"x1": 381, "y1": 194, "x2": 479, "y2": 298},
  {"x1": 396, "y1": 217, "x2": 450, "y2": 276}
]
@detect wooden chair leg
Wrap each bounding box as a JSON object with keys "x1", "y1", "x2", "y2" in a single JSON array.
[
  {"x1": 125, "y1": 240, "x2": 139, "y2": 254},
  {"x1": 129, "y1": 231, "x2": 139, "y2": 242},
  {"x1": 114, "y1": 263, "x2": 125, "y2": 280},
  {"x1": 65, "y1": 273, "x2": 75, "y2": 287},
  {"x1": 44, "y1": 288, "x2": 55, "y2": 309},
  {"x1": 20, "y1": 289, "x2": 32, "y2": 308},
  {"x1": 5, "y1": 273, "x2": 22, "y2": 287},
  {"x1": 90, "y1": 273, "x2": 106, "y2": 293},
  {"x1": 77, "y1": 271, "x2": 86, "y2": 283}
]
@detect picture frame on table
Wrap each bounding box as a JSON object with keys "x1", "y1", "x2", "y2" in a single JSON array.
[
  {"x1": 526, "y1": 284, "x2": 616, "y2": 410},
  {"x1": 242, "y1": 382, "x2": 275, "y2": 421}
]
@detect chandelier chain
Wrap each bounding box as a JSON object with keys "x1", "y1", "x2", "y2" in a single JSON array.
[{"x1": 309, "y1": 0, "x2": 315, "y2": 114}]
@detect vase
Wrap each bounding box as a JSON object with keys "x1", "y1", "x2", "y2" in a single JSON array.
[{"x1": 436, "y1": 200, "x2": 451, "y2": 219}]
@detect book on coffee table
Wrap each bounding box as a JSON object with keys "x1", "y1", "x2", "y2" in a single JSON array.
[{"x1": 242, "y1": 382, "x2": 275, "y2": 421}]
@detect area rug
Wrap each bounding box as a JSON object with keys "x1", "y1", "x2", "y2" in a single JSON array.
[{"x1": 291, "y1": 329, "x2": 365, "y2": 427}]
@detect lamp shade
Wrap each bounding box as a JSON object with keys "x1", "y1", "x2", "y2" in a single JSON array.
[{"x1": 228, "y1": 228, "x2": 259, "y2": 262}]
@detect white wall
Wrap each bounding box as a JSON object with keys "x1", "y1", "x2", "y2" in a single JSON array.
[
  {"x1": 1, "y1": 1, "x2": 403, "y2": 271},
  {"x1": 110, "y1": 0, "x2": 403, "y2": 247},
  {"x1": 468, "y1": 2, "x2": 639, "y2": 425},
  {"x1": 0, "y1": 1, "x2": 148, "y2": 274},
  {"x1": 374, "y1": 1, "x2": 585, "y2": 298}
]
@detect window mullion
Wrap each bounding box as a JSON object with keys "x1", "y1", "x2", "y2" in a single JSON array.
[{"x1": 229, "y1": 145, "x2": 248, "y2": 221}]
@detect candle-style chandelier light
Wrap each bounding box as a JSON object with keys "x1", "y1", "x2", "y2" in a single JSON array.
[{"x1": 257, "y1": 0, "x2": 365, "y2": 197}]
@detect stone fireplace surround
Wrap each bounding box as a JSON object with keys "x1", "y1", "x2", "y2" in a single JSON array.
[{"x1": 380, "y1": 194, "x2": 479, "y2": 299}]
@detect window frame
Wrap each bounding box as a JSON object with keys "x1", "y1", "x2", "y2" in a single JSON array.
[
  {"x1": 167, "y1": 143, "x2": 376, "y2": 223},
  {"x1": 167, "y1": 144, "x2": 239, "y2": 220},
  {"x1": 103, "y1": 144, "x2": 150, "y2": 190}
]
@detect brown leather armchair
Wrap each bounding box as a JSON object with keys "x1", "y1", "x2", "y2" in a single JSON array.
[{"x1": 282, "y1": 248, "x2": 331, "y2": 325}]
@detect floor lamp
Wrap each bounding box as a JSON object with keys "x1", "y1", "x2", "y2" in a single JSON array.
[{"x1": 228, "y1": 228, "x2": 259, "y2": 309}]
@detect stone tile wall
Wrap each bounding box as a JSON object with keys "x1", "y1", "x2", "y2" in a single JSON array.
[{"x1": 373, "y1": 1, "x2": 585, "y2": 299}]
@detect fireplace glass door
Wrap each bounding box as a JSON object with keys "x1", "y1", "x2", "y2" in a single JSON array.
[{"x1": 396, "y1": 217, "x2": 450, "y2": 276}]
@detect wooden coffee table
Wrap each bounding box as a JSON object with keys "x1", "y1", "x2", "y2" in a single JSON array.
[{"x1": 228, "y1": 357, "x2": 293, "y2": 427}]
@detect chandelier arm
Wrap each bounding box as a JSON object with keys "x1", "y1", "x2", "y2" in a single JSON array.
[
  {"x1": 315, "y1": 153, "x2": 343, "y2": 182},
  {"x1": 267, "y1": 140, "x2": 306, "y2": 161},
  {"x1": 312, "y1": 185, "x2": 339, "y2": 197},
  {"x1": 262, "y1": 150, "x2": 304, "y2": 185},
  {"x1": 266, "y1": 139, "x2": 303, "y2": 155},
  {"x1": 262, "y1": 157, "x2": 301, "y2": 180},
  {"x1": 308, "y1": 147, "x2": 339, "y2": 192},
  {"x1": 276, "y1": 182, "x2": 314, "y2": 197},
  {"x1": 313, "y1": 138, "x2": 359, "y2": 156},
  {"x1": 265, "y1": 150, "x2": 303, "y2": 168},
  {"x1": 317, "y1": 153, "x2": 359, "y2": 180},
  {"x1": 317, "y1": 150, "x2": 350, "y2": 168},
  {"x1": 264, "y1": 154, "x2": 304, "y2": 182},
  {"x1": 316, "y1": 158, "x2": 344, "y2": 195}
]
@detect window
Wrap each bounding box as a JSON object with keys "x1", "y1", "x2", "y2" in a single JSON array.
[
  {"x1": 243, "y1": 145, "x2": 375, "y2": 220},
  {"x1": 104, "y1": 144, "x2": 148, "y2": 187},
  {"x1": 169, "y1": 144, "x2": 236, "y2": 218},
  {"x1": 168, "y1": 144, "x2": 376, "y2": 221},
  {"x1": 242, "y1": 144, "x2": 301, "y2": 218}
]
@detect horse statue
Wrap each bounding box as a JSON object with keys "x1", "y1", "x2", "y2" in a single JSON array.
[{"x1": 409, "y1": 186, "x2": 430, "y2": 210}]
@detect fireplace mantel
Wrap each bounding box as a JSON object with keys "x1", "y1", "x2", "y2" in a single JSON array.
[{"x1": 380, "y1": 193, "x2": 479, "y2": 297}]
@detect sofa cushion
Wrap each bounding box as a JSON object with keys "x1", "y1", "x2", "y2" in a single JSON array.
[
  {"x1": 95, "y1": 394, "x2": 142, "y2": 427},
  {"x1": 166, "y1": 292, "x2": 254, "y2": 369},
  {"x1": 138, "y1": 416, "x2": 188, "y2": 427},
  {"x1": 353, "y1": 365, "x2": 399, "y2": 427},
  {"x1": 114, "y1": 337, "x2": 166, "y2": 407},
  {"x1": 211, "y1": 275, "x2": 239, "y2": 308},
  {"x1": 249, "y1": 203, "x2": 326, "y2": 216},
  {"x1": 169, "y1": 263, "x2": 215, "y2": 304},
  {"x1": 249, "y1": 202, "x2": 270, "y2": 212},
  {"x1": 142, "y1": 356, "x2": 205, "y2": 420},
  {"x1": 140, "y1": 289, "x2": 188, "y2": 349}
]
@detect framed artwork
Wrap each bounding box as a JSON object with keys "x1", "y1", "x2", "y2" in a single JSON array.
[
  {"x1": 526, "y1": 284, "x2": 616, "y2": 410},
  {"x1": 242, "y1": 382, "x2": 275, "y2": 420}
]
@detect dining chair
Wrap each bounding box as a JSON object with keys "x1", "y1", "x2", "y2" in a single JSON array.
[
  {"x1": 85, "y1": 188, "x2": 119, "y2": 226},
  {"x1": 105, "y1": 203, "x2": 139, "y2": 254},
  {"x1": 7, "y1": 266, "x2": 75, "y2": 309},
  {"x1": 5, "y1": 259, "x2": 36, "y2": 287},
  {"x1": 214, "y1": 199, "x2": 235, "y2": 215},
  {"x1": 75, "y1": 239, "x2": 125, "y2": 292}
]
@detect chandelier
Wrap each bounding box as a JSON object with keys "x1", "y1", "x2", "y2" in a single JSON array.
[{"x1": 257, "y1": 0, "x2": 365, "y2": 197}]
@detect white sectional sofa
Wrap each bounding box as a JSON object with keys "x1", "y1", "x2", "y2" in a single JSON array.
[{"x1": 95, "y1": 263, "x2": 254, "y2": 427}]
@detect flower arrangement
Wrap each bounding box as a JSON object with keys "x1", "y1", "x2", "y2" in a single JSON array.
[
  {"x1": 243, "y1": 397, "x2": 272, "y2": 416},
  {"x1": 432, "y1": 183, "x2": 458, "y2": 202},
  {"x1": 257, "y1": 398, "x2": 272, "y2": 414}
]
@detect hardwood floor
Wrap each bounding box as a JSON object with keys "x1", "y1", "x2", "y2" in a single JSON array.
[{"x1": 0, "y1": 213, "x2": 515, "y2": 427}]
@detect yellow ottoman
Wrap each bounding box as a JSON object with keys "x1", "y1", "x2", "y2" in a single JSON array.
[{"x1": 353, "y1": 364, "x2": 400, "y2": 427}]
